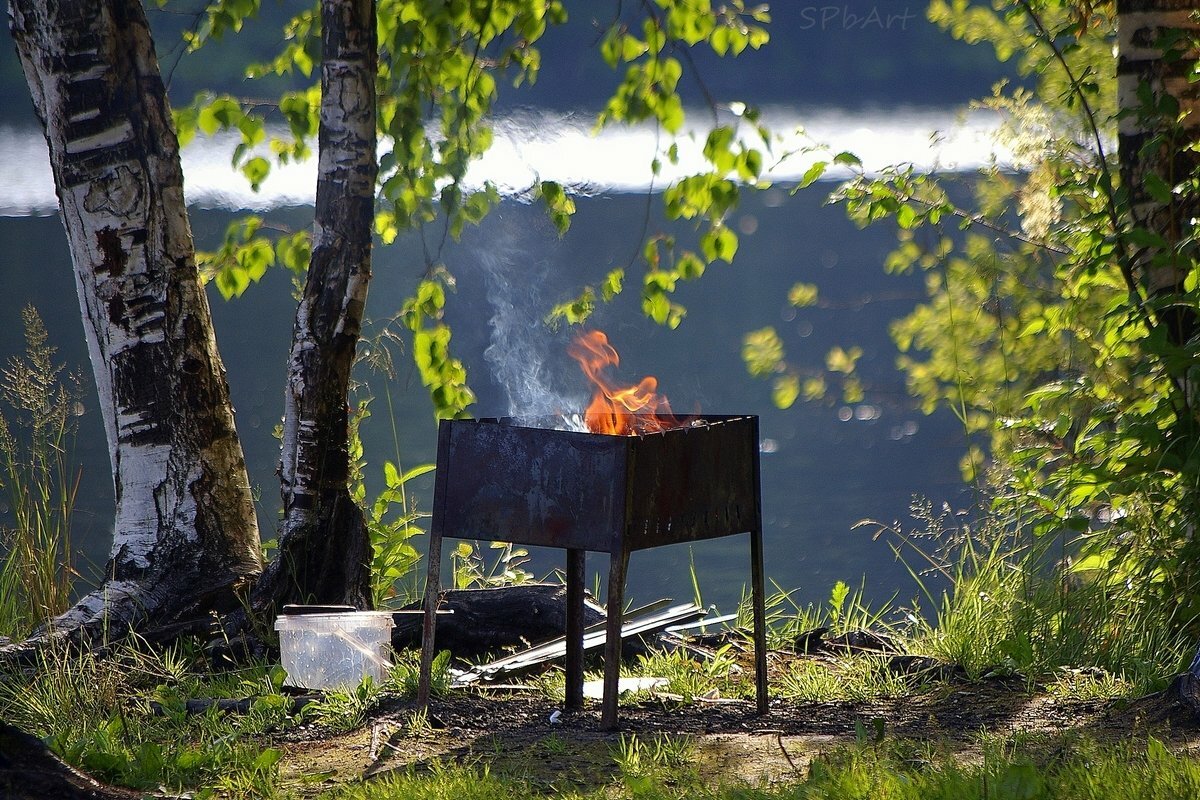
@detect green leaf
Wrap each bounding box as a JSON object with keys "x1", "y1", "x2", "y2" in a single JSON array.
[
  {"x1": 253, "y1": 748, "x2": 283, "y2": 772},
  {"x1": 677, "y1": 251, "x2": 706, "y2": 280},
  {"x1": 797, "y1": 161, "x2": 827, "y2": 189},
  {"x1": 643, "y1": 291, "x2": 670, "y2": 325},
  {"x1": 601, "y1": 268, "x2": 625, "y2": 300},
  {"x1": 742, "y1": 327, "x2": 785, "y2": 377},
  {"x1": 621, "y1": 33, "x2": 648, "y2": 62},
  {"x1": 707, "y1": 226, "x2": 738, "y2": 263},
  {"x1": 787, "y1": 283, "x2": 819, "y2": 307},
  {"x1": 400, "y1": 463, "x2": 436, "y2": 482},
  {"x1": 384, "y1": 461, "x2": 401, "y2": 488},
  {"x1": 772, "y1": 374, "x2": 800, "y2": 409},
  {"x1": 1143, "y1": 173, "x2": 1174, "y2": 205},
  {"x1": 825, "y1": 346, "x2": 862, "y2": 374},
  {"x1": 241, "y1": 156, "x2": 270, "y2": 191},
  {"x1": 197, "y1": 95, "x2": 242, "y2": 136}
]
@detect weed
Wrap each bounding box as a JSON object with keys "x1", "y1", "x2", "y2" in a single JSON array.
[
  {"x1": 346, "y1": 397, "x2": 430, "y2": 606},
  {"x1": 539, "y1": 732, "x2": 568, "y2": 756},
  {"x1": 761, "y1": 579, "x2": 898, "y2": 652},
  {"x1": 451, "y1": 540, "x2": 534, "y2": 589},
  {"x1": 611, "y1": 733, "x2": 696, "y2": 782},
  {"x1": 1045, "y1": 668, "x2": 1134, "y2": 702},
  {"x1": 405, "y1": 706, "x2": 433, "y2": 736},
  {"x1": 305, "y1": 676, "x2": 382, "y2": 734},
  {"x1": 389, "y1": 647, "x2": 452, "y2": 698},
  {"x1": 522, "y1": 667, "x2": 567, "y2": 703}
]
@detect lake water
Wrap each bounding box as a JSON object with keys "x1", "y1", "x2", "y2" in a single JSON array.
[{"x1": 0, "y1": 109, "x2": 993, "y2": 615}]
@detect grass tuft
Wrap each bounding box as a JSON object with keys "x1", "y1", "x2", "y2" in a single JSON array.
[{"x1": 0, "y1": 306, "x2": 82, "y2": 639}]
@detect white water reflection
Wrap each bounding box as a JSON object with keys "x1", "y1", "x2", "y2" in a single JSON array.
[{"x1": 0, "y1": 106, "x2": 1008, "y2": 216}]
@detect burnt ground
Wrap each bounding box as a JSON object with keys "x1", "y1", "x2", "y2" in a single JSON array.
[{"x1": 275, "y1": 664, "x2": 1200, "y2": 796}]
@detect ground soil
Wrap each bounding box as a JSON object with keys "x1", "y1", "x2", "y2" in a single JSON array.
[{"x1": 274, "y1": 654, "x2": 1200, "y2": 796}]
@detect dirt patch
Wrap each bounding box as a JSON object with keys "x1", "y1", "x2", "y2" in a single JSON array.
[{"x1": 273, "y1": 680, "x2": 1200, "y2": 796}]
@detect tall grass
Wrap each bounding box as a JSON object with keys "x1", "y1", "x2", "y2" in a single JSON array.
[
  {"x1": 0, "y1": 306, "x2": 81, "y2": 639},
  {"x1": 0, "y1": 638, "x2": 292, "y2": 796},
  {"x1": 883, "y1": 500, "x2": 1192, "y2": 691}
]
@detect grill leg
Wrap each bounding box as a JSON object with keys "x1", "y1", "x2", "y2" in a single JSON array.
[
  {"x1": 565, "y1": 548, "x2": 585, "y2": 711},
  {"x1": 751, "y1": 525, "x2": 769, "y2": 714},
  {"x1": 601, "y1": 547, "x2": 629, "y2": 730},
  {"x1": 417, "y1": 530, "x2": 444, "y2": 710}
]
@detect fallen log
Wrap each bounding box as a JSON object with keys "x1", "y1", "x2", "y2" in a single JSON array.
[{"x1": 391, "y1": 584, "x2": 607, "y2": 660}]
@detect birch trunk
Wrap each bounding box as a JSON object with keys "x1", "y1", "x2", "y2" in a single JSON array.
[
  {"x1": 1117, "y1": 0, "x2": 1200, "y2": 349},
  {"x1": 251, "y1": 0, "x2": 377, "y2": 613},
  {"x1": 8, "y1": 0, "x2": 261, "y2": 641}
]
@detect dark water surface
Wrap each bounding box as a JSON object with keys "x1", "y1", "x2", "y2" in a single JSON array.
[{"x1": 0, "y1": 187, "x2": 968, "y2": 614}]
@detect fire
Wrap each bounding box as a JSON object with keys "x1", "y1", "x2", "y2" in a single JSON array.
[{"x1": 567, "y1": 330, "x2": 678, "y2": 435}]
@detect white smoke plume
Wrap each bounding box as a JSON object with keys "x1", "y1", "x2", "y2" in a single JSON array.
[{"x1": 477, "y1": 243, "x2": 586, "y2": 429}]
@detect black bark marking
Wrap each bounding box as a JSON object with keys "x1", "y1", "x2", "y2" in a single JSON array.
[
  {"x1": 110, "y1": 342, "x2": 170, "y2": 447},
  {"x1": 106, "y1": 296, "x2": 124, "y2": 326},
  {"x1": 95, "y1": 227, "x2": 126, "y2": 276}
]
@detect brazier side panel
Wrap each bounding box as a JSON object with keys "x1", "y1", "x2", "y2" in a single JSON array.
[
  {"x1": 432, "y1": 418, "x2": 628, "y2": 552},
  {"x1": 624, "y1": 415, "x2": 761, "y2": 549}
]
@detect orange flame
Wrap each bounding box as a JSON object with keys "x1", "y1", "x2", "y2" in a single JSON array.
[{"x1": 567, "y1": 330, "x2": 678, "y2": 435}]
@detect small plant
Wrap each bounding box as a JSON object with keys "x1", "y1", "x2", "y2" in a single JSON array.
[
  {"x1": 404, "y1": 706, "x2": 433, "y2": 736},
  {"x1": 762, "y1": 579, "x2": 897, "y2": 652},
  {"x1": 346, "y1": 396, "x2": 431, "y2": 606},
  {"x1": 389, "y1": 647, "x2": 453, "y2": 698},
  {"x1": 1047, "y1": 668, "x2": 1133, "y2": 702},
  {"x1": 451, "y1": 540, "x2": 534, "y2": 589},
  {"x1": 305, "y1": 675, "x2": 382, "y2": 734},
  {"x1": 538, "y1": 732, "x2": 568, "y2": 757},
  {"x1": 885, "y1": 500, "x2": 1192, "y2": 692},
  {"x1": 612, "y1": 733, "x2": 696, "y2": 784},
  {"x1": 634, "y1": 644, "x2": 745, "y2": 702},
  {"x1": 777, "y1": 655, "x2": 910, "y2": 702}
]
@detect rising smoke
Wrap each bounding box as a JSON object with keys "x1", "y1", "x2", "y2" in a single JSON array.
[{"x1": 477, "y1": 241, "x2": 587, "y2": 429}]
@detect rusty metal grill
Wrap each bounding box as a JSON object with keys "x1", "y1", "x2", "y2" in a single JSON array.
[{"x1": 418, "y1": 415, "x2": 767, "y2": 728}]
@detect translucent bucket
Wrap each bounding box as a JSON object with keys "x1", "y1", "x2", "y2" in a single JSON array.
[{"x1": 274, "y1": 611, "x2": 395, "y2": 691}]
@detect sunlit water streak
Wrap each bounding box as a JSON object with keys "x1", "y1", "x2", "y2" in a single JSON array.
[{"x1": 0, "y1": 107, "x2": 1010, "y2": 216}]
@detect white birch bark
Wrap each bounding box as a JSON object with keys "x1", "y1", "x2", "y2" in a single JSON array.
[
  {"x1": 8, "y1": 0, "x2": 261, "y2": 636},
  {"x1": 251, "y1": 0, "x2": 377, "y2": 611}
]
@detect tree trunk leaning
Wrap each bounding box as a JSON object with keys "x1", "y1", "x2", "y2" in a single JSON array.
[
  {"x1": 0, "y1": 721, "x2": 139, "y2": 800},
  {"x1": 251, "y1": 0, "x2": 378, "y2": 615},
  {"x1": 7, "y1": 0, "x2": 261, "y2": 647}
]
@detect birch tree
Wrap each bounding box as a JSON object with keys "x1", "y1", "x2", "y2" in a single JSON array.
[
  {"x1": 5, "y1": 0, "x2": 773, "y2": 652},
  {"x1": 250, "y1": 0, "x2": 377, "y2": 614},
  {"x1": 7, "y1": 0, "x2": 262, "y2": 644}
]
